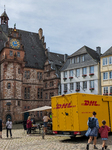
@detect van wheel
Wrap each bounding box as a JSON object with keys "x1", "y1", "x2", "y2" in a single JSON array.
[{"x1": 70, "y1": 136, "x2": 76, "y2": 140}]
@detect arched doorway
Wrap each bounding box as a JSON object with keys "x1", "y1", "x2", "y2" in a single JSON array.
[{"x1": 6, "y1": 114, "x2": 12, "y2": 121}]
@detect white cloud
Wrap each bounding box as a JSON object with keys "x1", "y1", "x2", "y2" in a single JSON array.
[{"x1": 0, "y1": 0, "x2": 112, "y2": 55}]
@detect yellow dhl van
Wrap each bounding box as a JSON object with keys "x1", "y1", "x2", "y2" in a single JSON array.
[{"x1": 51, "y1": 93, "x2": 112, "y2": 137}]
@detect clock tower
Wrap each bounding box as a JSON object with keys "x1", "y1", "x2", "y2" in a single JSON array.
[{"x1": 0, "y1": 25, "x2": 25, "y2": 123}]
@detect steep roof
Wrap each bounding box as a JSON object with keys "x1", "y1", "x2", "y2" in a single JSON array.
[
  {"x1": 0, "y1": 26, "x2": 46, "y2": 69},
  {"x1": 69, "y1": 45, "x2": 100, "y2": 61},
  {"x1": 0, "y1": 25, "x2": 8, "y2": 51},
  {"x1": 0, "y1": 11, "x2": 9, "y2": 19},
  {"x1": 101, "y1": 46, "x2": 112, "y2": 57},
  {"x1": 48, "y1": 52, "x2": 64, "y2": 66}
]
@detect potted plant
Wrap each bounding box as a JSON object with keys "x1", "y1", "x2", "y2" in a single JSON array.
[
  {"x1": 63, "y1": 77, "x2": 67, "y2": 81},
  {"x1": 75, "y1": 89, "x2": 80, "y2": 92},
  {"x1": 103, "y1": 93, "x2": 108, "y2": 95},
  {"x1": 69, "y1": 76, "x2": 73, "y2": 80},
  {"x1": 63, "y1": 90, "x2": 67, "y2": 94},
  {"x1": 82, "y1": 74, "x2": 87, "y2": 78},
  {"x1": 89, "y1": 73, "x2": 94, "y2": 77},
  {"x1": 89, "y1": 88, "x2": 94, "y2": 92}
]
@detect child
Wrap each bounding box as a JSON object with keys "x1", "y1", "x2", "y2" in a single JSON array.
[{"x1": 99, "y1": 120, "x2": 110, "y2": 150}]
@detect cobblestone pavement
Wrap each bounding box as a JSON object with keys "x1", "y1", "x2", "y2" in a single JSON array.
[{"x1": 0, "y1": 126, "x2": 112, "y2": 150}]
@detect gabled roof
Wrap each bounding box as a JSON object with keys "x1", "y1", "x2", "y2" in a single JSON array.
[
  {"x1": 69, "y1": 45, "x2": 100, "y2": 61},
  {"x1": 101, "y1": 46, "x2": 112, "y2": 57}
]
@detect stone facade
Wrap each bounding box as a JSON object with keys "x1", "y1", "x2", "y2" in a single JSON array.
[{"x1": 0, "y1": 9, "x2": 64, "y2": 123}]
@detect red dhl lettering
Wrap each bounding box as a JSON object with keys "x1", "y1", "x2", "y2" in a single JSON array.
[
  {"x1": 81, "y1": 100, "x2": 100, "y2": 106},
  {"x1": 53, "y1": 103, "x2": 76, "y2": 109}
]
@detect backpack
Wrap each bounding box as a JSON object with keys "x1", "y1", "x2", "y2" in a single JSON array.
[{"x1": 88, "y1": 117, "x2": 97, "y2": 128}]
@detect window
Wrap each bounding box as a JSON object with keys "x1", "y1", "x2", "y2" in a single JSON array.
[
  {"x1": 10, "y1": 51, "x2": 13, "y2": 56},
  {"x1": 37, "y1": 112, "x2": 39, "y2": 117},
  {"x1": 7, "y1": 83, "x2": 11, "y2": 89},
  {"x1": 18, "y1": 101, "x2": 20, "y2": 106},
  {"x1": 76, "y1": 82, "x2": 80, "y2": 90},
  {"x1": 82, "y1": 67, "x2": 87, "y2": 75},
  {"x1": 103, "y1": 72, "x2": 108, "y2": 80},
  {"x1": 37, "y1": 72, "x2": 42, "y2": 80},
  {"x1": 83, "y1": 81, "x2": 87, "y2": 89},
  {"x1": 45, "y1": 93, "x2": 48, "y2": 99},
  {"x1": 45, "y1": 83, "x2": 47, "y2": 88},
  {"x1": 24, "y1": 71, "x2": 30, "y2": 79},
  {"x1": 38, "y1": 88, "x2": 43, "y2": 99},
  {"x1": 71, "y1": 58, "x2": 74, "y2": 64},
  {"x1": 24, "y1": 87, "x2": 30, "y2": 99},
  {"x1": 103, "y1": 58, "x2": 107, "y2": 66},
  {"x1": 109, "y1": 56, "x2": 112, "y2": 64},
  {"x1": 109, "y1": 71, "x2": 112, "y2": 79},
  {"x1": 63, "y1": 71, "x2": 67, "y2": 78},
  {"x1": 69, "y1": 70, "x2": 73, "y2": 77},
  {"x1": 76, "y1": 56, "x2": 79, "y2": 63},
  {"x1": 64, "y1": 84, "x2": 67, "y2": 91},
  {"x1": 76, "y1": 69, "x2": 80, "y2": 77},
  {"x1": 90, "y1": 66, "x2": 94, "y2": 74},
  {"x1": 50, "y1": 81, "x2": 54, "y2": 87},
  {"x1": 90, "y1": 80, "x2": 94, "y2": 88},
  {"x1": 110, "y1": 87, "x2": 112, "y2": 94},
  {"x1": 103, "y1": 87, "x2": 108, "y2": 94},
  {"x1": 50, "y1": 92, "x2": 54, "y2": 99},
  {"x1": 17, "y1": 52, "x2": 20, "y2": 57},
  {"x1": 18, "y1": 68, "x2": 21, "y2": 74},
  {"x1": 81, "y1": 55, "x2": 85, "y2": 62},
  {"x1": 38, "y1": 88, "x2": 40, "y2": 98},
  {"x1": 41, "y1": 89, "x2": 43, "y2": 98},
  {"x1": 70, "y1": 83, "x2": 74, "y2": 90}
]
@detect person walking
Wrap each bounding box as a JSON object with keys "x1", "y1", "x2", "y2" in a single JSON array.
[
  {"x1": 0, "y1": 119, "x2": 3, "y2": 138},
  {"x1": 43, "y1": 111, "x2": 51, "y2": 134},
  {"x1": 99, "y1": 120, "x2": 110, "y2": 150},
  {"x1": 6, "y1": 118, "x2": 12, "y2": 138},
  {"x1": 85, "y1": 111, "x2": 99, "y2": 150},
  {"x1": 26, "y1": 116, "x2": 32, "y2": 136}
]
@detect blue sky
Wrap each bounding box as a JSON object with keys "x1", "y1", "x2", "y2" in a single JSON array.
[{"x1": 0, "y1": 0, "x2": 112, "y2": 55}]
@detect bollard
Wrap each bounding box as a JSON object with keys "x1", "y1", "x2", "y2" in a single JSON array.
[{"x1": 42, "y1": 125, "x2": 45, "y2": 139}]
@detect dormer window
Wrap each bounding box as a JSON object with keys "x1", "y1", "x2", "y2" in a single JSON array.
[
  {"x1": 71, "y1": 58, "x2": 74, "y2": 64},
  {"x1": 76, "y1": 56, "x2": 79, "y2": 63}
]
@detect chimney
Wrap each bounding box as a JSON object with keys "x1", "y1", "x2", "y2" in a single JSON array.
[
  {"x1": 64, "y1": 54, "x2": 68, "y2": 62},
  {"x1": 38, "y1": 28, "x2": 43, "y2": 39},
  {"x1": 96, "y1": 46, "x2": 101, "y2": 56}
]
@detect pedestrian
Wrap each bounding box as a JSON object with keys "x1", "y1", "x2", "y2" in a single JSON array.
[
  {"x1": 26, "y1": 116, "x2": 32, "y2": 136},
  {"x1": 0, "y1": 119, "x2": 3, "y2": 138},
  {"x1": 6, "y1": 118, "x2": 12, "y2": 138},
  {"x1": 43, "y1": 111, "x2": 51, "y2": 134},
  {"x1": 99, "y1": 120, "x2": 110, "y2": 150},
  {"x1": 85, "y1": 111, "x2": 99, "y2": 150}
]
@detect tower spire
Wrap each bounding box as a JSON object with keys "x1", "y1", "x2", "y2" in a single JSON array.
[{"x1": 4, "y1": 5, "x2": 6, "y2": 12}]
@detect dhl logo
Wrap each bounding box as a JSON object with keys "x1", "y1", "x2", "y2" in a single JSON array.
[
  {"x1": 53, "y1": 103, "x2": 76, "y2": 109},
  {"x1": 81, "y1": 100, "x2": 100, "y2": 106}
]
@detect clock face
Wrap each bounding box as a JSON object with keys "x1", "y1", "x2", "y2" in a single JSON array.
[{"x1": 10, "y1": 39, "x2": 20, "y2": 49}]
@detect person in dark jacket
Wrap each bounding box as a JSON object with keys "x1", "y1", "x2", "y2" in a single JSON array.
[
  {"x1": 86, "y1": 111, "x2": 99, "y2": 150},
  {"x1": 99, "y1": 120, "x2": 110, "y2": 150}
]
